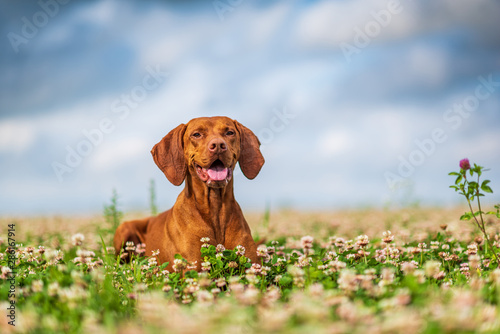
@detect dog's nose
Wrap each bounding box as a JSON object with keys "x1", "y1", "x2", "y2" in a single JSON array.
[{"x1": 208, "y1": 138, "x2": 227, "y2": 153}]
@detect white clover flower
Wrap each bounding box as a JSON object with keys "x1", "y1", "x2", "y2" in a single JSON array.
[
  {"x1": 235, "y1": 245, "x2": 246, "y2": 256},
  {"x1": 356, "y1": 235, "x2": 369, "y2": 247},
  {"x1": 71, "y1": 233, "x2": 85, "y2": 246},
  {"x1": 300, "y1": 236, "x2": 314, "y2": 249},
  {"x1": 48, "y1": 282, "x2": 60, "y2": 296},
  {"x1": 172, "y1": 259, "x2": 186, "y2": 272},
  {"x1": 257, "y1": 244, "x2": 268, "y2": 257},
  {"x1": 196, "y1": 290, "x2": 214, "y2": 304},
  {"x1": 424, "y1": 260, "x2": 441, "y2": 278},
  {"x1": 32, "y1": 279, "x2": 44, "y2": 293},
  {"x1": 382, "y1": 231, "x2": 394, "y2": 243},
  {"x1": 201, "y1": 261, "x2": 211, "y2": 272},
  {"x1": 1, "y1": 266, "x2": 12, "y2": 279},
  {"x1": 148, "y1": 257, "x2": 158, "y2": 267}
]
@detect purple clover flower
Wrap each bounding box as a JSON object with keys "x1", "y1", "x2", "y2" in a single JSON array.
[{"x1": 460, "y1": 158, "x2": 471, "y2": 171}]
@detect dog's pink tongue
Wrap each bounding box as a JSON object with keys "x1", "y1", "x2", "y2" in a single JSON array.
[{"x1": 207, "y1": 165, "x2": 228, "y2": 181}]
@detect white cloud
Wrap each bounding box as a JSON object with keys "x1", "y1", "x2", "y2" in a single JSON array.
[
  {"x1": 449, "y1": 132, "x2": 500, "y2": 159},
  {"x1": 406, "y1": 45, "x2": 450, "y2": 89},
  {"x1": 135, "y1": 10, "x2": 204, "y2": 69},
  {"x1": 319, "y1": 130, "x2": 353, "y2": 157},
  {"x1": 295, "y1": 1, "x2": 361, "y2": 47},
  {"x1": 34, "y1": 0, "x2": 120, "y2": 51},
  {"x1": 293, "y1": 0, "x2": 500, "y2": 51},
  {"x1": 0, "y1": 119, "x2": 36, "y2": 152},
  {"x1": 295, "y1": 0, "x2": 419, "y2": 48},
  {"x1": 361, "y1": 109, "x2": 415, "y2": 152},
  {"x1": 245, "y1": 2, "x2": 290, "y2": 47},
  {"x1": 72, "y1": 0, "x2": 119, "y2": 26},
  {"x1": 89, "y1": 136, "x2": 149, "y2": 172},
  {"x1": 145, "y1": 62, "x2": 212, "y2": 121}
]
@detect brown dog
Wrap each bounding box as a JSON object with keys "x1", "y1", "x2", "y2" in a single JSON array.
[{"x1": 113, "y1": 116, "x2": 264, "y2": 269}]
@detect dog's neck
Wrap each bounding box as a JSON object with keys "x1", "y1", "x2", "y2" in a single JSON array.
[{"x1": 181, "y1": 173, "x2": 236, "y2": 242}]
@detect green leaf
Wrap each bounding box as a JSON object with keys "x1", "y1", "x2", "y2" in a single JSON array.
[
  {"x1": 279, "y1": 275, "x2": 293, "y2": 286},
  {"x1": 455, "y1": 174, "x2": 463, "y2": 185},
  {"x1": 201, "y1": 247, "x2": 209, "y2": 256},
  {"x1": 222, "y1": 250, "x2": 233, "y2": 257},
  {"x1": 99, "y1": 235, "x2": 108, "y2": 256},
  {"x1": 460, "y1": 212, "x2": 472, "y2": 221},
  {"x1": 184, "y1": 270, "x2": 198, "y2": 279},
  {"x1": 481, "y1": 180, "x2": 493, "y2": 193},
  {"x1": 174, "y1": 254, "x2": 182, "y2": 260},
  {"x1": 448, "y1": 172, "x2": 460, "y2": 176}
]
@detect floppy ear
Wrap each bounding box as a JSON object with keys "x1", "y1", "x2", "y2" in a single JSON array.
[
  {"x1": 151, "y1": 123, "x2": 187, "y2": 186},
  {"x1": 234, "y1": 120, "x2": 265, "y2": 179}
]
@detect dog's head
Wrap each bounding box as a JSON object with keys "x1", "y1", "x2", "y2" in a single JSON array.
[{"x1": 151, "y1": 116, "x2": 264, "y2": 188}]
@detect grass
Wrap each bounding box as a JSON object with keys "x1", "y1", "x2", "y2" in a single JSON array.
[{"x1": 1, "y1": 204, "x2": 500, "y2": 334}]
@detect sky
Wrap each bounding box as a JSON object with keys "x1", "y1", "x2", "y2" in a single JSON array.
[{"x1": 0, "y1": 0, "x2": 499, "y2": 215}]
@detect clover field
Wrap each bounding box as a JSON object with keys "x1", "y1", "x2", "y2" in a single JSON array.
[{"x1": 1, "y1": 205, "x2": 500, "y2": 334}]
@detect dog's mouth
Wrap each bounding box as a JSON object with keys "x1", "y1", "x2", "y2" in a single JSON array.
[{"x1": 194, "y1": 159, "x2": 233, "y2": 187}]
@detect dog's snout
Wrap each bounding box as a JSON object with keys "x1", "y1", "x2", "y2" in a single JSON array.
[{"x1": 208, "y1": 138, "x2": 227, "y2": 154}]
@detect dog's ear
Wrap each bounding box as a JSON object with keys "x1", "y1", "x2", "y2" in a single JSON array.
[
  {"x1": 234, "y1": 120, "x2": 265, "y2": 179},
  {"x1": 151, "y1": 123, "x2": 187, "y2": 186}
]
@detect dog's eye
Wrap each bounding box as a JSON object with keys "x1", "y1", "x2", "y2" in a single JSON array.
[
  {"x1": 226, "y1": 130, "x2": 235, "y2": 136},
  {"x1": 192, "y1": 132, "x2": 202, "y2": 138}
]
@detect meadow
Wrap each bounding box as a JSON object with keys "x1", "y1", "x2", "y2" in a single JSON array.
[
  {"x1": 1, "y1": 162, "x2": 500, "y2": 333},
  {"x1": 0, "y1": 203, "x2": 499, "y2": 334}
]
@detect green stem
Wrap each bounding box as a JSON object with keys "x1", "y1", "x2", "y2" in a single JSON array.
[
  {"x1": 476, "y1": 192, "x2": 499, "y2": 264},
  {"x1": 210, "y1": 267, "x2": 224, "y2": 278},
  {"x1": 476, "y1": 173, "x2": 488, "y2": 233},
  {"x1": 464, "y1": 177, "x2": 500, "y2": 264}
]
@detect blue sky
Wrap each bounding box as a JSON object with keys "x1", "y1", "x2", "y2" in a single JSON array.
[{"x1": 1, "y1": 0, "x2": 499, "y2": 215}]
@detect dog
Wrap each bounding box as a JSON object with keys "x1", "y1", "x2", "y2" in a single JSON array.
[{"x1": 113, "y1": 116, "x2": 264, "y2": 270}]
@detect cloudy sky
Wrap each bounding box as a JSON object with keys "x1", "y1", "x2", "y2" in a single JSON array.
[{"x1": 1, "y1": 0, "x2": 499, "y2": 215}]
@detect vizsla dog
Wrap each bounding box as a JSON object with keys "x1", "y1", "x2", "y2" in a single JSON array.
[{"x1": 113, "y1": 116, "x2": 264, "y2": 269}]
